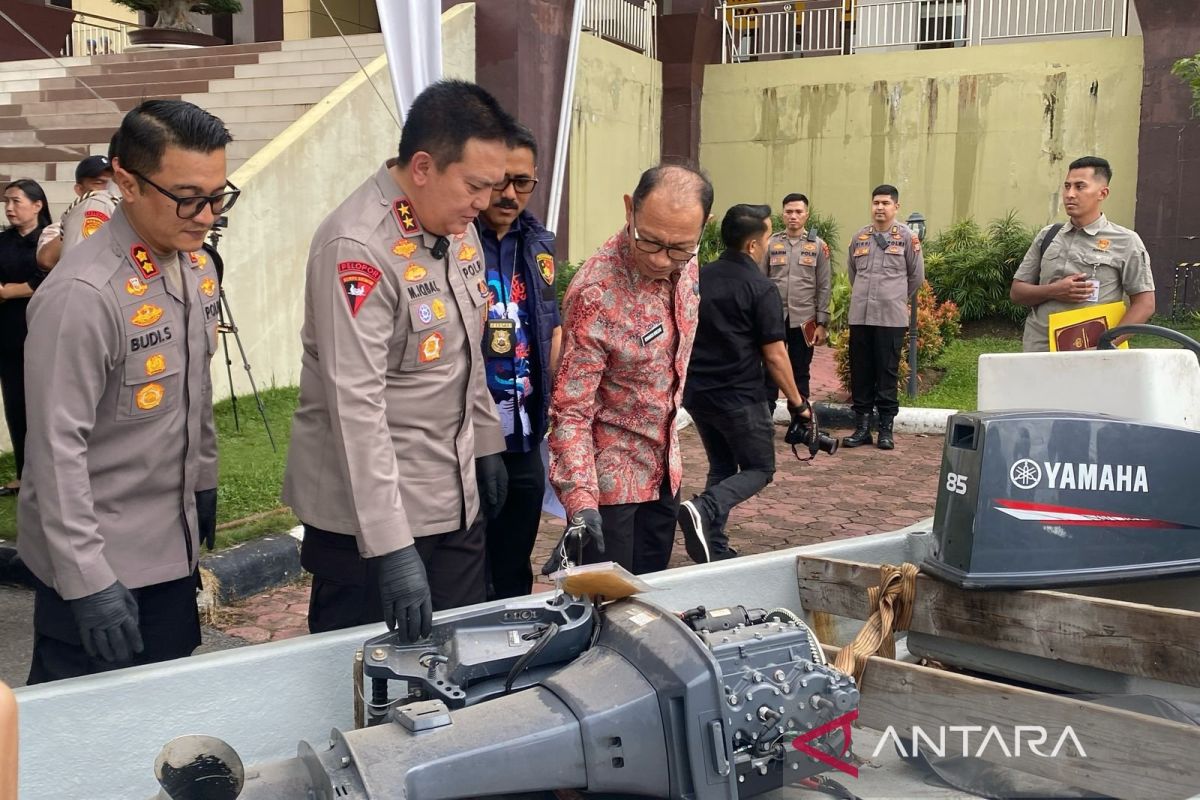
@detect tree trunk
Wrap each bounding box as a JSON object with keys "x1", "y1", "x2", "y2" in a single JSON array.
[{"x1": 154, "y1": 0, "x2": 200, "y2": 31}]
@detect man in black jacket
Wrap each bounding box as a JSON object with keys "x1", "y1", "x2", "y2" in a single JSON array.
[
  {"x1": 475, "y1": 124, "x2": 563, "y2": 597},
  {"x1": 679, "y1": 204, "x2": 808, "y2": 563}
]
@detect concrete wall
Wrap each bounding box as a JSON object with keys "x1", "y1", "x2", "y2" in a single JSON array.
[
  {"x1": 216, "y1": 3, "x2": 474, "y2": 395},
  {"x1": 283, "y1": 0, "x2": 379, "y2": 40},
  {"x1": 699, "y1": 35, "x2": 1143, "y2": 244},
  {"x1": 566, "y1": 34, "x2": 662, "y2": 264}
]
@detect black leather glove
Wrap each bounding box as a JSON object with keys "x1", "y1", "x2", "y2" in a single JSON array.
[
  {"x1": 475, "y1": 453, "x2": 509, "y2": 519},
  {"x1": 375, "y1": 545, "x2": 432, "y2": 642},
  {"x1": 196, "y1": 488, "x2": 217, "y2": 551},
  {"x1": 541, "y1": 508, "x2": 605, "y2": 575},
  {"x1": 69, "y1": 581, "x2": 144, "y2": 664}
]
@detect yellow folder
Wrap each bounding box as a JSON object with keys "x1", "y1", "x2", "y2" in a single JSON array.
[{"x1": 1047, "y1": 301, "x2": 1129, "y2": 351}]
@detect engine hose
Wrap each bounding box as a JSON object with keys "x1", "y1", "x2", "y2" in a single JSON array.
[{"x1": 504, "y1": 621, "x2": 560, "y2": 694}]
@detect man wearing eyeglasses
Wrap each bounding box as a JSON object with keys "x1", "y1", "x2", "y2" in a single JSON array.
[
  {"x1": 473, "y1": 125, "x2": 562, "y2": 599},
  {"x1": 544, "y1": 163, "x2": 712, "y2": 576},
  {"x1": 18, "y1": 100, "x2": 232, "y2": 682}
]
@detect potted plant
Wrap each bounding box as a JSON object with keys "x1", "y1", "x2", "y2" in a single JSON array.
[{"x1": 115, "y1": 0, "x2": 243, "y2": 48}]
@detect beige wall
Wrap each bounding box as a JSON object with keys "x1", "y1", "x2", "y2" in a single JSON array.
[
  {"x1": 284, "y1": 0, "x2": 380, "y2": 41},
  {"x1": 216, "y1": 3, "x2": 474, "y2": 395},
  {"x1": 72, "y1": 0, "x2": 137, "y2": 23},
  {"x1": 700, "y1": 36, "x2": 1143, "y2": 249},
  {"x1": 567, "y1": 34, "x2": 662, "y2": 263}
]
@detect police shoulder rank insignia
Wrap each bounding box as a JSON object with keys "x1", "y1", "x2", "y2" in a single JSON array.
[
  {"x1": 393, "y1": 239, "x2": 418, "y2": 259},
  {"x1": 144, "y1": 353, "x2": 166, "y2": 376},
  {"x1": 457, "y1": 242, "x2": 477, "y2": 262},
  {"x1": 81, "y1": 209, "x2": 109, "y2": 238},
  {"x1": 403, "y1": 264, "x2": 427, "y2": 282},
  {"x1": 125, "y1": 277, "x2": 147, "y2": 297},
  {"x1": 393, "y1": 200, "x2": 421, "y2": 236},
  {"x1": 338, "y1": 260, "x2": 382, "y2": 318},
  {"x1": 536, "y1": 252, "x2": 555, "y2": 286},
  {"x1": 130, "y1": 244, "x2": 160, "y2": 279},
  {"x1": 200, "y1": 277, "x2": 217, "y2": 297},
  {"x1": 418, "y1": 331, "x2": 444, "y2": 363},
  {"x1": 135, "y1": 382, "x2": 164, "y2": 410},
  {"x1": 131, "y1": 303, "x2": 164, "y2": 327}
]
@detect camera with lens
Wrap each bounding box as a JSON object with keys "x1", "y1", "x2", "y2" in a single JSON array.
[{"x1": 785, "y1": 400, "x2": 839, "y2": 460}]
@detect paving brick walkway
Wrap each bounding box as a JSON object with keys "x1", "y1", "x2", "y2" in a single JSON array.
[{"x1": 213, "y1": 345, "x2": 942, "y2": 643}]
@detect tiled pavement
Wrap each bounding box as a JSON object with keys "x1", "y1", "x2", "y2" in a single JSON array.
[{"x1": 213, "y1": 346, "x2": 944, "y2": 643}]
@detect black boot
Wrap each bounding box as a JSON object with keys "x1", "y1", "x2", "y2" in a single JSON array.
[
  {"x1": 842, "y1": 414, "x2": 872, "y2": 448},
  {"x1": 877, "y1": 416, "x2": 895, "y2": 450}
]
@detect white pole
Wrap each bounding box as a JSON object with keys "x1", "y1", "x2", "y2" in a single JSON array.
[
  {"x1": 375, "y1": 0, "x2": 443, "y2": 121},
  {"x1": 547, "y1": 0, "x2": 586, "y2": 235}
]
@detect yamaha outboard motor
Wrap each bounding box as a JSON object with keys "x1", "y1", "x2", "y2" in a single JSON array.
[{"x1": 925, "y1": 409, "x2": 1200, "y2": 589}]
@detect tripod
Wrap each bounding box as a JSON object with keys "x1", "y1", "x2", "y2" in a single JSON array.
[{"x1": 206, "y1": 219, "x2": 277, "y2": 452}]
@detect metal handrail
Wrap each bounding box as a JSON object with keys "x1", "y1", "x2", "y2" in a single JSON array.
[
  {"x1": 63, "y1": 9, "x2": 140, "y2": 57},
  {"x1": 582, "y1": 0, "x2": 657, "y2": 57}
]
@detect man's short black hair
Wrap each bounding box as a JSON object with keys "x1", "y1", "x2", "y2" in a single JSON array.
[
  {"x1": 508, "y1": 123, "x2": 538, "y2": 163},
  {"x1": 398, "y1": 80, "x2": 514, "y2": 169},
  {"x1": 1068, "y1": 155, "x2": 1112, "y2": 184},
  {"x1": 115, "y1": 99, "x2": 232, "y2": 177},
  {"x1": 631, "y1": 162, "x2": 714, "y2": 220},
  {"x1": 872, "y1": 184, "x2": 899, "y2": 202},
  {"x1": 720, "y1": 204, "x2": 772, "y2": 252},
  {"x1": 782, "y1": 193, "x2": 809, "y2": 207}
]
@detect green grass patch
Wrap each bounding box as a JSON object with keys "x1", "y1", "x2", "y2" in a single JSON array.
[{"x1": 900, "y1": 335, "x2": 1022, "y2": 411}]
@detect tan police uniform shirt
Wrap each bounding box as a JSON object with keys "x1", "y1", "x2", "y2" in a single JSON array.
[
  {"x1": 1013, "y1": 214, "x2": 1154, "y2": 353},
  {"x1": 282, "y1": 163, "x2": 504, "y2": 559},
  {"x1": 764, "y1": 229, "x2": 832, "y2": 327},
  {"x1": 60, "y1": 184, "x2": 122, "y2": 254},
  {"x1": 17, "y1": 206, "x2": 220, "y2": 600},
  {"x1": 847, "y1": 223, "x2": 925, "y2": 328}
]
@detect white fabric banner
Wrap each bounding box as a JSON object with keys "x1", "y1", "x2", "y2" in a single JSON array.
[{"x1": 376, "y1": 0, "x2": 444, "y2": 121}]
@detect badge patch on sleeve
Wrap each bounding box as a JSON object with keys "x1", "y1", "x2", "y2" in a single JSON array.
[
  {"x1": 82, "y1": 209, "x2": 109, "y2": 238},
  {"x1": 338, "y1": 261, "x2": 382, "y2": 318},
  {"x1": 418, "y1": 331, "x2": 444, "y2": 363},
  {"x1": 536, "y1": 252, "x2": 555, "y2": 285},
  {"x1": 130, "y1": 244, "x2": 160, "y2": 279}
]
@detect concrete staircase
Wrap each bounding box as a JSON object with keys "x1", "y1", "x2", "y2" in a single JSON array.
[{"x1": 0, "y1": 33, "x2": 384, "y2": 214}]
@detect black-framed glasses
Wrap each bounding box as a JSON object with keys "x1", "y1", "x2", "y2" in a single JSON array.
[
  {"x1": 631, "y1": 216, "x2": 699, "y2": 263},
  {"x1": 129, "y1": 169, "x2": 240, "y2": 220},
  {"x1": 494, "y1": 175, "x2": 539, "y2": 195}
]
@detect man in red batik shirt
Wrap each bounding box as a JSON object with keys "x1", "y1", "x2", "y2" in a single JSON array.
[{"x1": 545, "y1": 163, "x2": 713, "y2": 575}]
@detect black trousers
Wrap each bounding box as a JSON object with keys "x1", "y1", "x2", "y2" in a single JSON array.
[
  {"x1": 302, "y1": 516, "x2": 488, "y2": 634},
  {"x1": 764, "y1": 325, "x2": 816, "y2": 414},
  {"x1": 0, "y1": 346, "x2": 26, "y2": 478},
  {"x1": 486, "y1": 446, "x2": 546, "y2": 599},
  {"x1": 848, "y1": 324, "x2": 906, "y2": 418},
  {"x1": 27, "y1": 571, "x2": 201, "y2": 685},
  {"x1": 687, "y1": 403, "x2": 776, "y2": 553},
  {"x1": 584, "y1": 473, "x2": 680, "y2": 575}
]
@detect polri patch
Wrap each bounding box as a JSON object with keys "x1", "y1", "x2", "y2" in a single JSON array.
[
  {"x1": 338, "y1": 260, "x2": 382, "y2": 318},
  {"x1": 536, "y1": 252, "x2": 555, "y2": 285},
  {"x1": 82, "y1": 209, "x2": 108, "y2": 238}
]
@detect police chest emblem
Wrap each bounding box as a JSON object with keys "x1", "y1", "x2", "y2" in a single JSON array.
[
  {"x1": 130, "y1": 244, "x2": 160, "y2": 279},
  {"x1": 418, "y1": 331, "x2": 443, "y2": 363},
  {"x1": 536, "y1": 252, "x2": 555, "y2": 286},
  {"x1": 393, "y1": 239, "x2": 418, "y2": 258},
  {"x1": 200, "y1": 277, "x2": 216, "y2": 298},
  {"x1": 144, "y1": 353, "x2": 166, "y2": 376},
  {"x1": 82, "y1": 209, "x2": 108, "y2": 238},
  {"x1": 135, "y1": 382, "x2": 164, "y2": 410},
  {"x1": 457, "y1": 243, "x2": 477, "y2": 262},
  {"x1": 189, "y1": 251, "x2": 208, "y2": 269},
  {"x1": 404, "y1": 264, "x2": 427, "y2": 282},
  {"x1": 338, "y1": 261, "x2": 382, "y2": 318},
  {"x1": 417, "y1": 303, "x2": 434, "y2": 325},
  {"x1": 125, "y1": 277, "x2": 147, "y2": 297},
  {"x1": 492, "y1": 328, "x2": 512, "y2": 353},
  {"x1": 486, "y1": 318, "x2": 516, "y2": 356},
  {"x1": 130, "y1": 304, "x2": 164, "y2": 327},
  {"x1": 432, "y1": 298, "x2": 447, "y2": 320}
]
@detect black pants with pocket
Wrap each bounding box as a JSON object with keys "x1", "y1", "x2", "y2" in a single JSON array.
[
  {"x1": 27, "y1": 571, "x2": 201, "y2": 685},
  {"x1": 0, "y1": 345, "x2": 27, "y2": 479},
  {"x1": 302, "y1": 515, "x2": 488, "y2": 634},
  {"x1": 848, "y1": 324, "x2": 906, "y2": 418},
  {"x1": 486, "y1": 446, "x2": 546, "y2": 600}
]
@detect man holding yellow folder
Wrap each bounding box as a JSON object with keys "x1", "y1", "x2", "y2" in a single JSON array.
[{"x1": 1009, "y1": 156, "x2": 1155, "y2": 352}]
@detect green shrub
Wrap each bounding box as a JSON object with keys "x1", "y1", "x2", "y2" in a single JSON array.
[
  {"x1": 924, "y1": 211, "x2": 1033, "y2": 324},
  {"x1": 1172, "y1": 53, "x2": 1200, "y2": 118},
  {"x1": 827, "y1": 270, "x2": 851, "y2": 334},
  {"x1": 555, "y1": 259, "x2": 583, "y2": 305}
]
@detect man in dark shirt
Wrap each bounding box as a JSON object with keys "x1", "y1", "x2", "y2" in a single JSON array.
[{"x1": 679, "y1": 204, "x2": 809, "y2": 563}]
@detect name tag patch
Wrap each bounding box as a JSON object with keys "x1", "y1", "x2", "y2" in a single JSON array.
[{"x1": 641, "y1": 322, "x2": 665, "y2": 346}]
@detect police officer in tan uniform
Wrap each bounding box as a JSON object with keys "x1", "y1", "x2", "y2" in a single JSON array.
[
  {"x1": 763, "y1": 192, "x2": 831, "y2": 408},
  {"x1": 37, "y1": 145, "x2": 122, "y2": 271},
  {"x1": 18, "y1": 100, "x2": 232, "y2": 683},
  {"x1": 283, "y1": 80, "x2": 513, "y2": 640},
  {"x1": 1010, "y1": 156, "x2": 1155, "y2": 352},
  {"x1": 844, "y1": 184, "x2": 924, "y2": 451}
]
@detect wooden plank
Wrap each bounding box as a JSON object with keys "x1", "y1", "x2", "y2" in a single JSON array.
[
  {"x1": 822, "y1": 645, "x2": 1200, "y2": 799},
  {"x1": 798, "y1": 556, "x2": 1200, "y2": 688}
]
